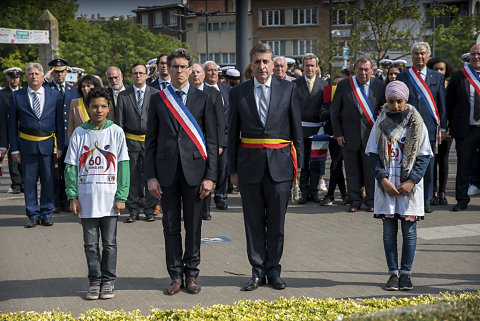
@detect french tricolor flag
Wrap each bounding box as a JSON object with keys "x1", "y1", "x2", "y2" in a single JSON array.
[{"x1": 310, "y1": 135, "x2": 330, "y2": 162}]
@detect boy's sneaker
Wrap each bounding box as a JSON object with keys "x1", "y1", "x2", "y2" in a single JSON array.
[
  {"x1": 99, "y1": 281, "x2": 115, "y2": 299},
  {"x1": 85, "y1": 284, "x2": 100, "y2": 300},
  {"x1": 321, "y1": 196, "x2": 333, "y2": 206},
  {"x1": 385, "y1": 274, "x2": 399, "y2": 291},
  {"x1": 318, "y1": 179, "x2": 327, "y2": 191},
  {"x1": 399, "y1": 274, "x2": 413, "y2": 290}
]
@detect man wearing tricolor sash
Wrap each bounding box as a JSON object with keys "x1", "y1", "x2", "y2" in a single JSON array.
[
  {"x1": 446, "y1": 44, "x2": 480, "y2": 211},
  {"x1": 397, "y1": 42, "x2": 447, "y2": 213},
  {"x1": 145, "y1": 49, "x2": 218, "y2": 296},
  {"x1": 228, "y1": 43, "x2": 303, "y2": 291},
  {"x1": 330, "y1": 56, "x2": 385, "y2": 213}
]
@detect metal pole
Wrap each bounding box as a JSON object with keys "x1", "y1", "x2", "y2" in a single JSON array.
[
  {"x1": 236, "y1": 0, "x2": 248, "y2": 82},
  {"x1": 206, "y1": 0, "x2": 209, "y2": 60}
]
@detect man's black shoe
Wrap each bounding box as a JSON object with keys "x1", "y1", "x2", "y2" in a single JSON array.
[
  {"x1": 145, "y1": 214, "x2": 155, "y2": 222},
  {"x1": 41, "y1": 218, "x2": 53, "y2": 226},
  {"x1": 215, "y1": 200, "x2": 228, "y2": 210},
  {"x1": 297, "y1": 196, "x2": 307, "y2": 204},
  {"x1": 268, "y1": 276, "x2": 286, "y2": 290},
  {"x1": 203, "y1": 212, "x2": 211, "y2": 220},
  {"x1": 452, "y1": 203, "x2": 468, "y2": 212},
  {"x1": 311, "y1": 194, "x2": 322, "y2": 203},
  {"x1": 25, "y1": 219, "x2": 38, "y2": 228},
  {"x1": 11, "y1": 186, "x2": 21, "y2": 194},
  {"x1": 242, "y1": 276, "x2": 266, "y2": 291},
  {"x1": 424, "y1": 204, "x2": 433, "y2": 213}
]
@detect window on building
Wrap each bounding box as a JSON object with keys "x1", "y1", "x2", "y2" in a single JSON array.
[
  {"x1": 141, "y1": 14, "x2": 148, "y2": 28},
  {"x1": 293, "y1": 39, "x2": 314, "y2": 56},
  {"x1": 199, "y1": 23, "x2": 205, "y2": 31},
  {"x1": 222, "y1": 53, "x2": 236, "y2": 64},
  {"x1": 332, "y1": 9, "x2": 350, "y2": 25},
  {"x1": 261, "y1": 9, "x2": 285, "y2": 26},
  {"x1": 293, "y1": 8, "x2": 317, "y2": 25},
  {"x1": 198, "y1": 22, "x2": 235, "y2": 32},
  {"x1": 168, "y1": 9, "x2": 178, "y2": 26},
  {"x1": 154, "y1": 11, "x2": 163, "y2": 27},
  {"x1": 264, "y1": 40, "x2": 286, "y2": 56}
]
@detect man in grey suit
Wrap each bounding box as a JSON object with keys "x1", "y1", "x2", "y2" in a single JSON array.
[
  {"x1": 273, "y1": 57, "x2": 295, "y2": 81},
  {"x1": 146, "y1": 48, "x2": 217, "y2": 296},
  {"x1": 229, "y1": 43, "x2": 303, "y2": 291},
  {"x1": 117, "y1": 62, "x2": 159, "y2": 222},
  {"x1": 293, "y1": 53, "x2": 328, "y2": 203},
  {"x1": 330, "y1": 56, "x2": 385, "y2": 212}
]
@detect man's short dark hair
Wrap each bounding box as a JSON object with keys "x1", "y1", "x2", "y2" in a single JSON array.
[
  {"x1": 249, "y1": 43, "x2": 274, "y2": 61},
  {"x1": 85, "y1": 87, "x2": 111, "y2": 107},
  {"x1": 156, "y1": 53, "x2": 168, "y2": 64},
  {"x1": 167, "y1": 48, "x2": 193, "y2": 67},
  {"x1": 77, "y1": 74, "x2": 102, "y2": 97},
  {"x1": 131, "y1": 62, "x2": 147, "y2": 73}
]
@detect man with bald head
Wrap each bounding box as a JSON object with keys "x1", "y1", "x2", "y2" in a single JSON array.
[
  {"x1": 203, "y1": 61, "x2": 230, "y2": 212},
  {"x1": 273, "y1": 57, "x2": 295, "y2": 81},
  {"x1": 446, "y1": 43, "x2": 480, "y2": 211}
]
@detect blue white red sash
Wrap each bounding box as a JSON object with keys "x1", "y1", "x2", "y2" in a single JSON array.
[
  {"x1": 462, "y1": 64, "x2": 480, "y2": 96},
  {"x1": 407, "y1": 67, "x2": 440, "y2": 128},
  {"x1": 159, "y1": 85, "x2": 207, "y2": 160},
  {"x1": 349, "y1": 76, "x2": 376, "y2": 127},
  {"x1": 310, "y1": 134, "x2": 330, "y2": 162}
]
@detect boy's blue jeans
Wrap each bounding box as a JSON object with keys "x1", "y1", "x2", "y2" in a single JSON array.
[
  {"x1": 81, "y1": 216, "x2": 118, "y2": 285},
  {"x1": 382, "y1": 218, "x2": 417, "y2": 275}
]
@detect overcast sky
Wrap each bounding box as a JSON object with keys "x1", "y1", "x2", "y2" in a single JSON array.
[{"x1": 76, "y1": 0, "x2": 163, "y2": 18}]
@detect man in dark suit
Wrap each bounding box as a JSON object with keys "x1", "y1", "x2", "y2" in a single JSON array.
[
  {"x1": 446, "y1": 43, "x2": 480, "y2": 211},
  {"x1": 189, "y1": 63, "x2": 226, "y2": 220},
  {"x1": 0, "y1": 68, "x2": 24, "y2": 194},
  {"x1": 117, "y1": 62, "x2": 159, "y2": 222},
  {"x1": 228, "y1": 43, "x2": 303, "y2": 291},
  {"x1": 46, "y1": 58, "x2": 81, "y2": 212},
  {"x1": 397, "y1": 42, "x2": 447, "y2": 213},
  {"x1": 293, "y1": 53, "x2": 328, "y2": 203},
  {"x1": 148, "y1": 54, "x2": 171, "y2": 91},
  {"x1": 204, "y1": 61, "x2": 231, "y2": 212},
  {"x1": 106, "y1": 66, "x2": 126, "y2": 117},
  {"x1": 273, "y1": 57, "x2": 295, "y2": 81},
  {"x1": 8, "y1": 62, "x2": 64, "y2": 228},
  {"x1": 146, "y1": 48, "x2": 217, "y2": 295},
  {"x1": 330, "y1": 56, "x2": 385, "y2": 212}
]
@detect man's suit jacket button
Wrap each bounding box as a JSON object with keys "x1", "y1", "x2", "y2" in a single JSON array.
[{"x1": 178, "y1": 137, "x2": 181, "y2": 141}]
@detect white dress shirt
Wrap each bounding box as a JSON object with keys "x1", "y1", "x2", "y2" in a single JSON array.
[{"x1": 171, "y1": 83, "x2": 190, "y2": 105}]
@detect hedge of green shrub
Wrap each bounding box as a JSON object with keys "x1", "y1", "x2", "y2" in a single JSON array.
[{"x1": 1, "y1": 291, "x2": 478, "y2": 321}]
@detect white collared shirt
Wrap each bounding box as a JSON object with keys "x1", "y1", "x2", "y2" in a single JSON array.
[
  {"x1": 27, "y1": 86, "x2": 45, "y2": 116},
  {"x1": 10, "y1": 86, "x2": 19, "y2": 92},
  {"x1": 171, "y1": 82, "x2": 190, "y2": 105},
  {"x1": 158, "y1": 77, "x2": 170, "y2": 89},
  {"x1": 304, "y1": 75, "x2": 316, "y2": 84},
  {"x1": 254, "y1": 76, "x2": 272, "y2": 113},
  {"x1": 417, "y1": 66, "x2": 427, "y2": 81},
  {"x1": 205, "y1": 82, "x2": 220, "y2": 91},
  {"x1": 54, "y1": 81, "x2": 66, "y2": 91},
  {"x1": 133, "y1": 84, "x2": 146, "y2": 103},
  {"x1": 197, "y1": 83, "x2": 205, "y2": 91}
]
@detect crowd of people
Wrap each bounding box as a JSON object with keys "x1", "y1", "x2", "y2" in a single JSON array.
[{"x1": 0, "y1": 41, "x2": 479, "y2": 299}]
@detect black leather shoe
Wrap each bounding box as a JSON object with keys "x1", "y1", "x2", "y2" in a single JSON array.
[
  {"x1": 145, "y1": 214, "x2": 155, "y2": 222},
  {"x1": 203, "y1": 212, "x2": 211, "y2": 220},
  {"x1": 268, "y1": 276, "x2": 286, "y2": 290},
  {"x1": 424, "y1": 204, "x2": 433, "y2": 213},
  {"x1": 25, "y1": 219, "x2": 38, "y2": 228},
  {"x1": 215, "y1": 200, "x2": 228, "y2": 210},
  {"x1": 125, "y1": 214, "x2": 138, "y2": 223},
  {"x1": 452, "y1": 203, "x2": 468, "y2": 212},
  {"x1": 40, "y1": 218, "x2": 54, "y2": 226},
  {"x1": 297, "y1": 196, "x2": 307, "y2": 204},
  {"x1": 242, "y1": 276, "x2": 266, "y2": 291}
]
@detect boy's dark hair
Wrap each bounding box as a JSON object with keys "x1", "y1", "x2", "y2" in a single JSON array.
[
  {"x1": 85, "y1": 87, "x2": 111, "y2": 107},
  {"x1": 167, "y1": 48, "x2": 193, "y2": 67},
  {"x1": 77, "y1": 74, "x2": 102, "y2": 96}
]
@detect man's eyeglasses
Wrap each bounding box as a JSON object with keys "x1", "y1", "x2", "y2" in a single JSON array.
[
  {"x1": 170, "y1": 65, "x2": 190, "y2": 70},
  {"x1": 132, "y1": 72, "x2": 146, "y2": 76}
]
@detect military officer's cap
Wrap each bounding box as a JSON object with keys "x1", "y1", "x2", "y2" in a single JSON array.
[
  {"x1": 461, "y1": 53, "x2": 470, "y2": 62},
  {"x1": 48, "y1": 58, "x2": 69, "y2": 71},
  {"x1": 392, "y1": 59, "x2": 407, "y2": 68},
  {"x1": 225, "y1": 68, "x2": 241, "y2": 80},
  {"x1": 379, "y1": 59, "x2": 393, "y2": 68},
  {"x1": 3, "y1": 67, "x2": 22, "y2": 78},
  {"x1": 285, "y1": 57, "x2": 296, "y2": 66}
]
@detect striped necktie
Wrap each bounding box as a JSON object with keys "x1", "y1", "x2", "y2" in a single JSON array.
[
  {"x1": 137, "y1": 90, "x2": 144, "y2": 113},
  {"x1": 32, "y1": 91, "x2": 42, "y2": 118},
  {"x1": 258, "y1": 84, "x2": 268, "y2": 127}
]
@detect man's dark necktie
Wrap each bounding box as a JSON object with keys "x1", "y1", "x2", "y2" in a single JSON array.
[
  {"x1": 59, "y1": 84, "x2": 65, "y2": 98},
  {"x1": 474, "y1": 92, "x2": 480, "y2": 121},
  {"x1": 176, "y1": 90, "x2": 184, "y2": 101}
]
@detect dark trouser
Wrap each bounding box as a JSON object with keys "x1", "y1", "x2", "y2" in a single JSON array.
[
  {"x1": 7, "y1": 149, "x2": 23, "y2": 190},
  {"x1": 472, "y1": 149, "x2": 480, "y2": 188},
  {"x1": 343, "y1": 146, "x2": 374, "y2": 207},
  {"x1": 239, "y1": 166, "x2": 291, "y2": 278},
  {"x1": 455, "y1": 127, "x2": 480, "y2": 204},
  {"x1": 433, "y1": 138, "x2": 452, "y2": 192},
  {"x1": 22, "y1": 153, "x2": 54, "y2": 220},
  {"x1": 299, "y1": 138, "x2": 320, "y2": 197},
  {"x1": 326, "y1": 138, "x2": 346, "y2": 198},
  {"x1": 54, "y1": 146, "x2": 68, "y2": 209},
  {"x1": 423, "y1": 141, "x2": 436, "y2": 203},
  {"x1": 81, "y1": 216, "x2": 118, "y2": 285},
  {"x1": 126, "y1": 150, "x2": 158, "y2": 215},
  {"x1": 161, "y1": 162, "x2": 203, "y2": 280},
  {"x1": 214, "y1": 148, "x2": 228, "y2": 202}
]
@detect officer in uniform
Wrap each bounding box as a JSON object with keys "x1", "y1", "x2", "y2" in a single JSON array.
[
  {"x1": 46, "y1": 58, "x2": 81, "y2": 212},
  {"x1": 0, "y1": 68, "x2": 24, "y2": 194}
]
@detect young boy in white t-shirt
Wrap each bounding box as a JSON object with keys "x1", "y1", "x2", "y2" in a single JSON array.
[{"x1": 65, "y1": 87, "x2": 129, "y2": 300}]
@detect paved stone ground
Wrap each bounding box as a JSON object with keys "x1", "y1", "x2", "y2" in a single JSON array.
[{"x1": 0, "y1": 151, "x2": 479, "y2": 315}]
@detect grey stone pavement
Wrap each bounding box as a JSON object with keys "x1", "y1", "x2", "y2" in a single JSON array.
[{"x1": 0, "y1": 151, "x2": 479, "y2": 316}]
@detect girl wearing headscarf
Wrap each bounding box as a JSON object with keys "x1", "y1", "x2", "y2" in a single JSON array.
[{"x1": 365, "y1": 81, "x2": 433, "y2": 291}]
